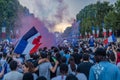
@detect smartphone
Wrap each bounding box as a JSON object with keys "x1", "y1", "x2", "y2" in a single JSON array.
[{"x1": 52, "y1": 57, "x2": 57, "y2": 62}]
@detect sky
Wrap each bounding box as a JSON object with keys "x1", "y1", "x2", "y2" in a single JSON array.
[{"x1": 18, "y1": 0, "x2": 117, "y2": 32}]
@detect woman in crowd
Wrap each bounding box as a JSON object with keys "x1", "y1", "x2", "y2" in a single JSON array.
[{"x1": 22, "y1": 61, "x2": 38, "y2": 80}]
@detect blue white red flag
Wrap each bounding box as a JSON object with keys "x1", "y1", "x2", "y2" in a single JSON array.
[
  {"x1": 96, "y1": 27, "x2": 99, "y2": 38},
  {"x1": 104, "y1": 34, "x2": 117, "y2": 45},
  {"x1": 92, "y1": 26, "x2": 95, "y2": 36},
  {"x1": 109, "y1": 28, "x2": 112, "y2": 36},
  {"x1": 14, "y1": 27, "x2": 42, "y2": 55}
]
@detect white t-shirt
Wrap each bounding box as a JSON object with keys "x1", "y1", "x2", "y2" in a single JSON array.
[
  {"x1": 52, "y1": 75, "x2": 66, "y2": 80},
  {"x1": 3, "y1": 71, "x2": 23, "y2": 80}
]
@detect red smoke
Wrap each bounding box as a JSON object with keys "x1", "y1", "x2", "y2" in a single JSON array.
[
  {"x1": 15, "y1": 0, "x2": 72, "y2": 48},
  {"x1": 17, "y1": 14, "x2": 56, "y2": 48}
]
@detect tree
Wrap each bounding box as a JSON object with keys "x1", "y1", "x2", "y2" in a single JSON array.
[
  {"x1": 76, "y1": 1, "x2": 113, "y2": 36},
  {"x1": 104, "y1": 0, "x2": 120, "y2": 36},
  {"x1": 104, "y1": 11, "x2": 117, "y2": 31},
  {"x1": 0, "y1": 0, "x2": 20, "y2": 38},
  {"x1": 115, "y1": 0, "x2": 120, "y2": 30}
]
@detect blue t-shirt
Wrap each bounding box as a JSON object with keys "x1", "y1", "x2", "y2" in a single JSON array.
[
  {"x1": 89, "y1": 61, "x2": 120, "y2": 80},
  {"x1": 89, "y1": 38, "x2": 94, "y2": 47}
]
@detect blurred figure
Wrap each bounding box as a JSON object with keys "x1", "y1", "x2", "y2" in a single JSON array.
[
  {"x1": 66, "y1": 74, "x2": 78, "y2": 80},
  {"x1": 68, "y1": 57, "x2": 77, "y2": 75},
  {"x1": 77, "y1": 53, "x2": 93, "y2": 79},
  {"x1": 22, "y1": 61, "x2": 38, "y2": 80},
  {"x1": 3, "y1": 60, "x2": 23, "y2": 80},
  {"x1": 36, "y1": 76, "x2": 47, "y2": 80},
  {"x1": 35, "y1": 52, "x2": 59, "y2": 80},
  {"x1": 23, "y1": 72, "x2": 33, "y2": 80},
  {"x1": 89, "y1": 48, "x2": 120, "y2": 80},
  {"x1": 52, "y1": 63, "x2": 68, "y2": 80}
]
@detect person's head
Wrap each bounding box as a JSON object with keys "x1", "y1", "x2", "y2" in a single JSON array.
[
  {"x1": 36, "y1": 76, "x2": 47, "y2": 80},
  {"x1": 82, "y1": 53, "x2": 89, "y2": 61},
  {"x1": 23, "y1": 72, "x2": 33, "y2": 80},
  {"x1": 94, "y1": 48, "x2": 106, "y2": 62},
  {"x1": 69, "y1": 56, "x2": 75, "y2": 63},
  {"x1": 9, "y1": 60, "x2": 18, "y2": 71},
  {"x1": 60, "y1": 56, "x2": 67, "y2": 64},
  {"x1": 66, "y1": 74, "x2": 78, "y2": 80},
  {"x1": 40, "y1": 52, "x2": 47, "y2": 59},
  {"x1": 22, "y1": 61, "x2": 34, "y2": 73},
  {"x1": 60, "y1": 63, "x2": 68, "y2": 75},
  {"x1": 74, "y1": 48, "x2": 78, "y2": 53},
  {"x1": 108, "y1": 51, "x2": 116, "y2": 62},
  {"x1": 69, "y1": 57, "x2": 76, "y2": 72}
]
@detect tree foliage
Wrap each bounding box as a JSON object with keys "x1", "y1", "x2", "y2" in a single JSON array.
[
  {"x1": 104, "y1": 0, "x2": 120, "y2": 34},
  {"x1": 0, "y1": 0, "x2": 21, "y2": 37},
  {"x1": 76, "y1": 1, "x2": 114, "y2": 35}
]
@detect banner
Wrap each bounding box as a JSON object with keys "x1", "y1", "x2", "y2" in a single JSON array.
[{"x1": 14, "y1": 27, "x2": 42, "y2": 55}]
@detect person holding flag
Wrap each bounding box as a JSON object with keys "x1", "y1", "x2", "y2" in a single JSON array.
[{"x1": 88, "y1": 36, "x2": 95, "y2": 51}]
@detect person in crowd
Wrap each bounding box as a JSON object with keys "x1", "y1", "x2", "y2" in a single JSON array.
[
  {"x1": 22, "y1": 61, "x2": 38, "y2": 80},
  {"x1": 36, "y1": 76, "x2": 47, "y2": 80},
  {"x1": 76, "y1": 68, "x2": 87, "y2": 80},
  {"x1": 88, "y1": 36, "x2": 95, "y2": 51},
  {"x1": 35, "y1": 52, "x2": 59, "y2": 80},
  {"x1": 116, "y1": 48, "x2": 120, "y2": 64},
  {"x1": 1, "y1": 53, "x2": 8, "y2": 74},
  {"x1": 71, "y1": 48, "x2": 82, "y2": 65},
  {"x1": 56, "y1": 56, "x2": 67, "y2": 76},
  {"x1": 52, "y1": 63, "x2": 68, "y2": 80},
  {"x1": 0, "y1": 64, "x2": 4, "y2": 80},
  {"x1": 3, "y1": 60, "x2": 23, "y2": 80},
  {"x1": 63, "y1": 49, "x2": 70, "y2": 64},
  {"x1": 77, "y1": 53, "x2": 93, "y2": 79},
  {"x1": 68, "y1": 56, "x2": 77, "y2": 75},
  {"x1": 106, "y1": 44, "x2": 117, "y2": 64},
  {"x1": 89, "y1": 48, "x2": 120, "y2": 80},
  {"x1": 22, "y1": 72, "x2": 33, "y2": 80},
  {"x1": 66, "y1": 74, "x2": 78, "y2": 80}
]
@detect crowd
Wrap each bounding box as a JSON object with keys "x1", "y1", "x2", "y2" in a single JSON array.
[{"x1": 0, "y1": 37, "x2": 120, "y2": 80}]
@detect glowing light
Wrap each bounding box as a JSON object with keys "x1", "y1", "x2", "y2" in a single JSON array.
[{"x1": 54, "y1": 23, "x2": 71, "y2": 33}]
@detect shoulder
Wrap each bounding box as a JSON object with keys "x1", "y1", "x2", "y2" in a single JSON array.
[
  {"x1": 4, "y1": 71, "x2": 12, "y2": 77},
  {"x1": 76, "y1": 73, "x2": 87, "y2": 80},
  {"x1": 52, "y1": 76, "x2": 66, "y2": 80}
]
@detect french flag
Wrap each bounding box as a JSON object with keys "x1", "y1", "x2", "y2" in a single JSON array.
[
  {"x1": 109, "y1": 28, "x2": 112, "y2": 36},
  {"x1": 92, "y1": 26, "x2": 95, "y2": 37},
  {"x1": 96, "y1": 27, "x2": 99, "y2": 38},
  {"x1": 14, "y1": 27, "x2": 42, "y2": 55},
  {"x1": 104, "y1": 34, "x2": 117, "y2": 45},
  {"x1": 103, "y1": 27, "x2": 106, "y2": 37},
  {"x1": 2, "y1": 27, "x2": 6, "y2": 39}
]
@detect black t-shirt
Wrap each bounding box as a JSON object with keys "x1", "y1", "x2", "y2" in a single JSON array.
[{"x1": 77, "y1": 62, "x2": 93, "y2": 79}]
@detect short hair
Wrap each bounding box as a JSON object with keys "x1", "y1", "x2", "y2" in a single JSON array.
[
  {"x1": 60, "y1": 56, "x2": 67, "y2": 63},
  {"x1": 60, "y1": 63, "x2": 68, "y2": 74},
  {"x1": 40, "y1": 52, "x2": 47, "y2": 58},
  {"x1": 95, "y1": 48, "x2": 106, "y2": 56},
  {"x1": 9, "y1": 60, "x2": 18, "y2": 70},
  {"x1": 23, "y1": 72, "x2": 33, "y2": 80},
  {"x1": 82, "y1": 53, "x2": 89, "y2": 61}
]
